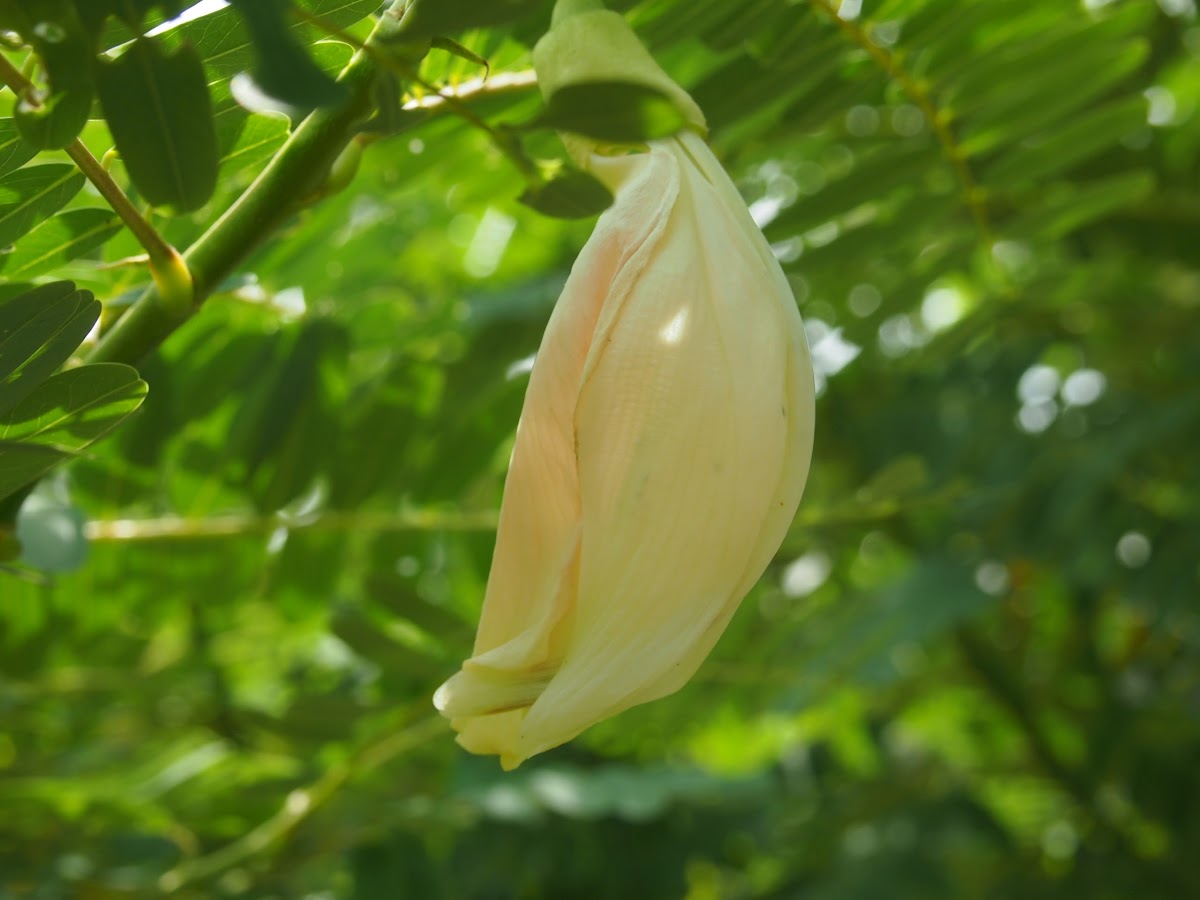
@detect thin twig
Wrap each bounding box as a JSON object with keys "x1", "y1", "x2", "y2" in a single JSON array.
[
  {"x1": 402, "y1": 69, "x2": 539, "y2": 112},
  {"x1": 0, "y1": 53, "x2": 187, "y2": 274},
  {"x1": 64, "y1": 143, "x2": 185, "y2": 271},
  {"x1": 85, "y1": 508, "x2": 501, "y2": 542},
  {"x1": 157, "y1": 714, "x2": 446, "y2": 893}
]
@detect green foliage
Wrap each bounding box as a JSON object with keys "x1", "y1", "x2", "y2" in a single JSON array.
[
  {"x1": 0, "y1": 283, "x2": 147, "y2": 502},
  {"x1": 0, "y1": 165, "x2": 84, "y2": 246},
  {"x1": 0, "y1": 0, "x2": 381, "y2": 212},
  {"x1": 1, "y1": 0, "x2": 1199, "y2": 897},
  {"x1": 78, "y1": 0, "x2": 191, "y2": 33},
  {"x1": 518, "y1": 161, "x2": 614, "y2": 218},
  {"x1": 0, "y1": 118, "x2": 37, "y2": 176},
  {"x1": 94, "y1": 38, "x2": 219, "y2": 212},
  {"x1": 8, "y1": 0, "x2": 93, "y2": 149},
  {"x1": 0, "y1": 208, "x2": 122, "y2": 279}
]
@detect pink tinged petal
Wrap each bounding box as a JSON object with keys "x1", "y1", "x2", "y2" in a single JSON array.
[{"x1": 432, "y1": 148, "x2": 680, "y2": 764}]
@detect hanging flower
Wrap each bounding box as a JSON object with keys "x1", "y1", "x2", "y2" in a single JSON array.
[{"x1": 433, "y1": 2, "x2": 815, "y2": 770}]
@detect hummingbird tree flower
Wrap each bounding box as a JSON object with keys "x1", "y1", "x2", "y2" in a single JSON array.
[{"x1": 433, "y1": 1, "x2": 816, "y2": 770}]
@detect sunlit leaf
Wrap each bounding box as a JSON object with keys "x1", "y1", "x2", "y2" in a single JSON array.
[
  {"x1": 0, "y1": 439, "x2": 66, "y2": 502},
  {"x1": 0, "y1": 164, "x2": 85, "y2": 247},
  {"x1": 0, "y1": 282, "x2": 98, "y2": 416},
  {"x1": 179, "y1": 0, "x2": 380, "y2": 80},
  {"x1": 0, "y1": 208, "x2": 121, "y2": 278},
  {"x1": 0, "y1": 363, "x2": 148, "y2": 448},
  {"x1": 0, "y1": 119, "x2": 37, "y2": 178},
  {"x1": 397, "y1": 0, "x2": 542, "y2": 38}
]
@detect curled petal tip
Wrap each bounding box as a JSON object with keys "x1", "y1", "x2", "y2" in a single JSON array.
[{"x1": 431, "y1": 680, "x2": 452, "y2": 714}]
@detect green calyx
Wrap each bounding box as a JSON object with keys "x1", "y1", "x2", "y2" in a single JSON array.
[
  {"x1": 534, "y1": 1, "x2": 707, "y2": 139},
  {"x1": 551, "y1": 0, "x2": 604, "y2": 27}
]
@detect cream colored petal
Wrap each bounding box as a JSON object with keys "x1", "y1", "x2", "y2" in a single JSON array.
[
  {"x1": 433, "y1": 146, "x2": 682, "y2": 763},
  {"x1": 514, "y1": 139, "x2": 815, "y2": 758},
  {"x1": 466, "y1": 153, "x2": 672, "y2": 656},
  {"x1": 672, "y1": 131, "x2": 816, "y2": 599}
]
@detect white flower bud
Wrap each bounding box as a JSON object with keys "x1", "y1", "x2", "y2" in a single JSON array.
[{"x1": 433, "y1": 5, "x2": 815, "y2": 770}]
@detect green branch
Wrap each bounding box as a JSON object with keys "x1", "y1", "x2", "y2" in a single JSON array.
[{"x1": 87, "y1": 1, "x2": 421, "y2": 366}]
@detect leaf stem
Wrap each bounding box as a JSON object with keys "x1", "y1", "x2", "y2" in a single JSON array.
[
  {"x1": 63, "y1": 138, "x2": 181, "y2": 268},
  {"x1": 0, "y1": 53, "x2": 188, "y2": 285}
]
